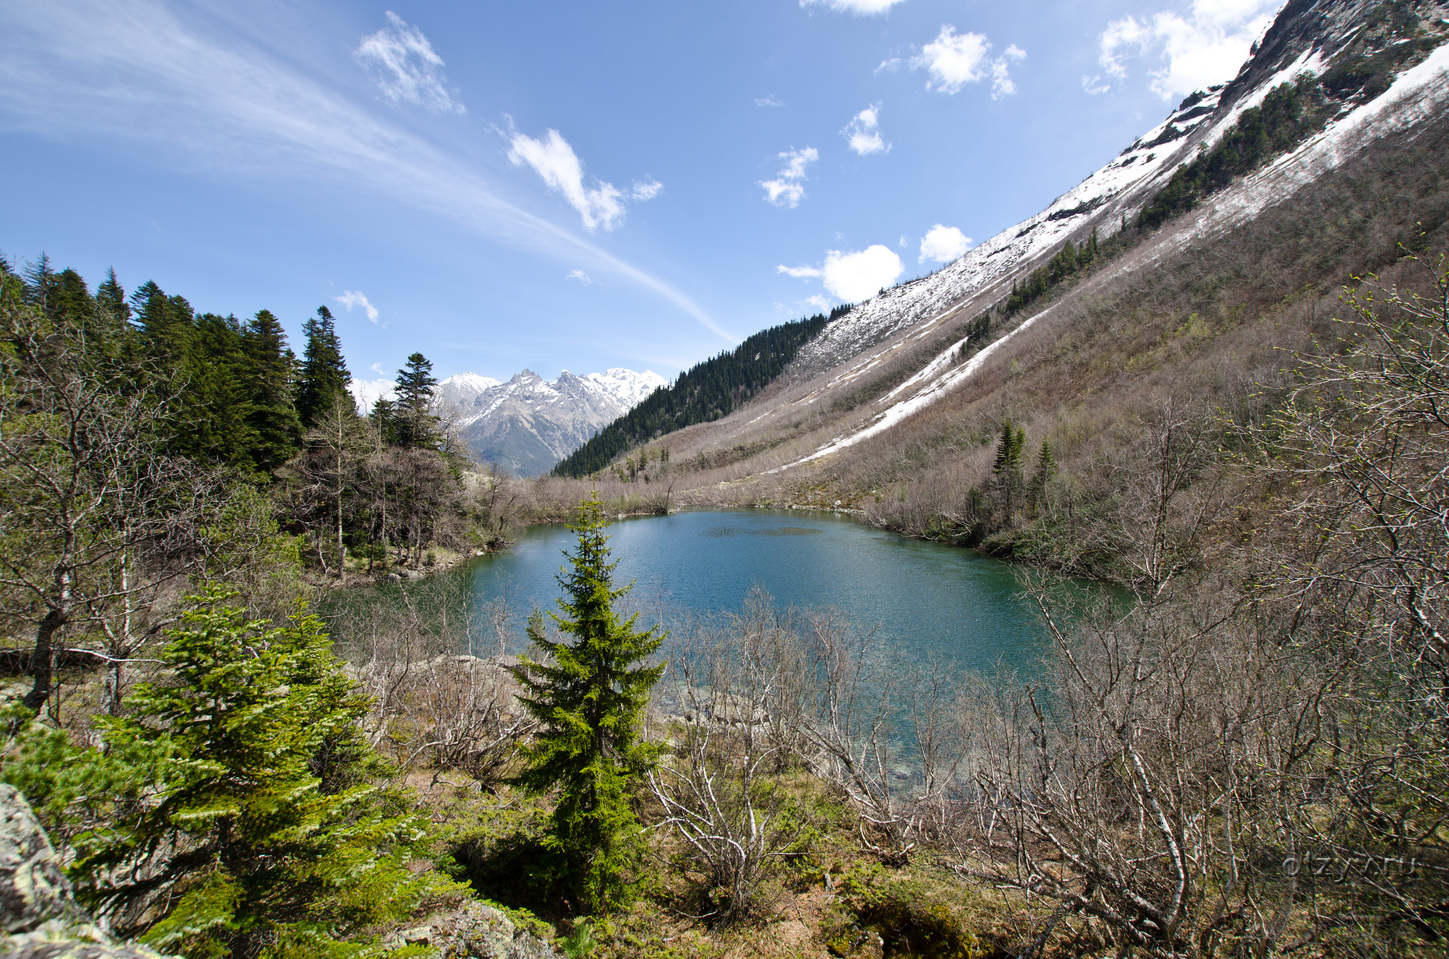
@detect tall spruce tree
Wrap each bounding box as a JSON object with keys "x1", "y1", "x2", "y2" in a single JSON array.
[
  {"x1": 393, "y1": 352, "x2": 439, "y2": 449},
  {"x1": 510, "y1": 495, "x2": 665, "y2": 912},
  {"x1": 241, "y1": 309, "x2": 303, "y2": 472},
  {"x1": 96, "y1": 267, "x2": 130, "y2": 325},
  {"x1": 296, "y1": 306, "x2": 352, "y2": 430}
]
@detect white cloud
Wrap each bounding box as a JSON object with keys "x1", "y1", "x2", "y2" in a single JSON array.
[
  {"x1": 631, "y1": 178, "x2": 663, "y2": 201},
  {"x1": 0, "y1": 1, "x2": 734, "y2": 345},
  {"x1": 370, "y1": 363, "x2": 386, "y2": 375},
  {"x1": 876, "y1": 57, "x2": 903, "y2": 73},
  {"x1": 355, "y1": 11, "x2": 463, "y2": 114},
  {"x1": 1094, "y1": 1, "x2": 1282, "y2": 100},
  {"x1": 805, "y1": 295, "x2": 831, "y2": 310},
  {"x1": 349, "y1": 377, "x2": 396, "y2": 411},
  {"x1": 567, "y1": 269, "x2": 591, "y2": 284},
  {"x1": 800, "y1": 0, "x2": 907, "y2": 15},
  {"x1": 754, "y1": 94, "x2": 786, "y2": 107},
  {"x1": 992, "y1": 44, "x2": 1026, "y2": 98},
  {"x1": 507, "y1": 127, "x2": 628, "y2": 231},
  {"x1": 843, "y1": 104, "x2": 889, "y2": 155},
  {"x1": 918, "y1": 224, "x2": 971, "y2": 263},
  {"x1": 912, "y1": 26, "x2": 1023, "y2": 97},
  {"x1": 760, "y1": 147, "x2": 818, "y2": 208},
  {"x1": 334, "y1": 289, "x2": 379, "y2": 323},
  {"x1": 779, "y1": 245, "x2": 905, "y2": 303}
]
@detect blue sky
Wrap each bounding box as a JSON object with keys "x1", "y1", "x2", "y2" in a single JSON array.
[{"x1": 0, "y1": 0, "x2": 1283, "y2": 386}]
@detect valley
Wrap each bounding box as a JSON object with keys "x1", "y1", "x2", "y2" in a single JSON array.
[{"x1": 4, "y1": 1, "x2": 1449, "y2": 957}]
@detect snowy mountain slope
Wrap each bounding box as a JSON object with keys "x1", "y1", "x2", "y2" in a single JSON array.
[
  {"x1": 603, "y1": 0, "x2": 1446, "y2": 506},
  {"x1": 435, "y1": 372, "x2": 502, "y2": 411},
  {"x1": 771, "y1": 38, "x2": 1449, "y2": 472},
  {"x1": 346, "y1": 367, "x2": 664, "y2": 476},
  {"x1": 448, "y1": 368, "x2": 666, "y2": 477},
  {"x1": 789, "y1": 0, "x2": 1447, "y2": 386}
]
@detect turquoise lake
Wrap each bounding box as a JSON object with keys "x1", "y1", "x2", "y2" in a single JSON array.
[{"x1": 372, "y1": 509, "x2": 1056, "y2": 674}]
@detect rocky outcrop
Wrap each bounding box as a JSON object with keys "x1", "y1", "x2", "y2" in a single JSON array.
[
  {"x1": 393, "y1": 901, "x2": 561, "y2": 959},
  {"x1": 0, "y1": 784, "x2": 171, "y2": 959},
  {"x1": 0, "y1": 785, "x2": 561, "y2": 959}
]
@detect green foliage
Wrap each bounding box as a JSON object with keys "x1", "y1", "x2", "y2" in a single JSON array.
[
  {"x1": 1137, "y1": 78, "x2": 1326, "y2": 231},
  {"x1": 823, "y1": 863, "x2": 978, "y2": 959},
  {"x1": 242, "y1": 309, "x2": 304, "y2": 473},
  {"x1": 991, "y1": 422, "x2": 1026, "y2": 476},
  {"x1": 296, "y1": 306, "x2": 352, "y2": 431},
  {"x1": 509, "y1": 495, "x2": 666, "y2": 913},
  {"x1": 392, "y1": 352, "x2": 440, "y2": 450},
  {"x1": 1005, "y1": 233, "x2": 1104, "y2": 317},
  {"x1": 554, "y1": 308, "x2": 841, "y2": 477},
  {"x1": 3, "y1": 588, "x2": 435, "y2": 959}
]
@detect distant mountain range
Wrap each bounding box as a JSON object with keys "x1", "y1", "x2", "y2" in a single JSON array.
[{"x1": 350, "y1": 367, "x2": 666, "y2": 476}]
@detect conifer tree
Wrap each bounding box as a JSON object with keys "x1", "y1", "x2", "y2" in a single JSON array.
[
  {"x1": 13, "y1": 588, "x2": 435, "y2": 959},
  {"x1": 1028, "y1": 439, "x2": 1056, "y2": 514},
  {"x1": 992, "y1": 421, "x2": 1028, "y2": 524},
  {"x1": 241, "y1": 308, "x2": 303, "y2": 472},
  {"x1": 96, "y1": 267, "x2": 130, "y2": 325},
  {"x1": 296, "y1": 306, "x2": 352, "y2": 430},
  {"x1": 992, "y1": 421, "x2": 1026, "y2": 475},
  {"x1": 393, "y1": 351, "x2": 439, "y2": 449},
  {"x1": 510, "y1": 495, "x2": 665, "y2": 912}
]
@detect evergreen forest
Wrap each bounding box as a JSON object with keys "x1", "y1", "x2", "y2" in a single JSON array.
[{"x1": 552, "y1": 306, "x2": 846, "y2": 478}]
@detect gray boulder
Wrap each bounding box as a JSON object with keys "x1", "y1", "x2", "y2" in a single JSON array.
[
  {"x1": 0, "y1": 784, "x2": 172, "y2": 959},
  {"x1": 389, "y1": 899, "x2": 562, "y2": 959}
]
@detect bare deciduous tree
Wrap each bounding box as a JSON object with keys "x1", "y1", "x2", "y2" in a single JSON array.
[
  {"x1": 328, "y1": 577, "x2": 533, "y2": 788},
  {"x1": 648, "y1": 591, "x2": 813, "y2": 921},
  {"x1": 0, "y1": 287, "x2": 219, "y2": 714}
]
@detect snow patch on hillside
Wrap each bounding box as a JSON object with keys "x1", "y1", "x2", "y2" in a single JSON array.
[
  {"x1": 790, "y1": 88, "x2": 1224, "y2": 375},
  {"x1": 774, "y1": 40, "x2": 1449, "y2": 472}
]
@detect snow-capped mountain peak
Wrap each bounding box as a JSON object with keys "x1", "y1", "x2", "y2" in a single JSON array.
[
  {"x1": 439, "y1": 366, "x2": 665, "y2": 476},
  {"x1": 585, "y1": 368, "x2": 668, "y2": 408}
]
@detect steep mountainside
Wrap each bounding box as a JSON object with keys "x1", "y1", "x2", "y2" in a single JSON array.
[{"x1": 590, "y1": 0, "x2": 1449, "y2": 558}]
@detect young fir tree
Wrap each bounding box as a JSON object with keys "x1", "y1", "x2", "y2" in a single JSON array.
[
  {"x1": 4, "y1": 587, "x2": 435, "y2": 959},
  {"x1": 510, "y1": 495, "x2": 665, "y2": 913},
  {"x1": 1028, "y1": 439, "x2": 1056, "y2": 515}
]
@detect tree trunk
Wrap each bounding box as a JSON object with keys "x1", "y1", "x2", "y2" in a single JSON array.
[{"x1": 23, "y1": 607, "x2": 67, "y2": 712}]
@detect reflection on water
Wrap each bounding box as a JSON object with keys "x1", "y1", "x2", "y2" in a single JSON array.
[{"x1": 335, "y1": 510, "x2": 1072, "y2": 676}]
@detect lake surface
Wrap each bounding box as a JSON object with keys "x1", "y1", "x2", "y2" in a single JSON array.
[{"x1": 387, "y1": 509, "x2": 1055, "y2": 674}]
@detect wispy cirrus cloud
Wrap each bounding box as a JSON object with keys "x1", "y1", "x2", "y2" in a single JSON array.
[
  {"x1": 800, "y1": 0, "x2": 907, "y2": 14},
  {"x1": 760, "y1": 147, "x2": 818, "y2": 208},
  {"x1": 0, "y1": 0, "x2": 733, "y2": 344},
  {"x1": 913, "y1": 26, "x2": 1024, "y2": 99},
  {"x1": 754, "y1": 94, "x2": 786, "y2": 108},
  {"x1": 843, "y1": 104, "x2": 889, "y2": 155},
  {"x1": 507, "y1": 128, "x2": 626, "y2": 231},
  {"x1": 1085, "y1": 0, "x2": 1282, "y2": 99},
  {"x1": 334, "y1": 289, "x2": 379, "y2": 322},
  {"x1": 355, "y1": 11, "x2": 463, "y2": 114}
]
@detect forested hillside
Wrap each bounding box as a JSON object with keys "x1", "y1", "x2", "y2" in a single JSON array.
[
  {"x1": 0, "y1": 256, "x2": 520, "y2": 610},
  {"x1": 552, "y1": 306, "x2": 845, "y2": 477}
]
